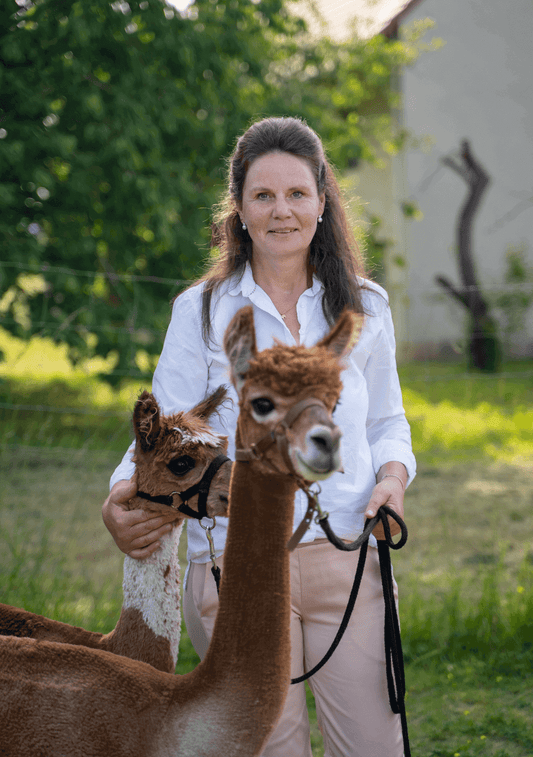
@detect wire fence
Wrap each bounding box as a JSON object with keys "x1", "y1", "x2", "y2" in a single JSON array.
[{"x1": 1, "y1": 261, "x2": 533, "y2": 446}]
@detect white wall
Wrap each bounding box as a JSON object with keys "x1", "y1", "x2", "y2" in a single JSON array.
[
  {"x1": 399, "y1": 0, "x2": 533, "y2": 356},
  {"x1": 354, "y1": 0, "x2": 533, "y2": 358}
]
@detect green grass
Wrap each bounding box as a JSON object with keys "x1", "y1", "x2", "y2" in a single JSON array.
[
  {"x1": 398, "y1": 360, "x2": 533, "y2": 466},
  {"x1": 1, "y1": 358, "x2": 532, "y2": 755}
]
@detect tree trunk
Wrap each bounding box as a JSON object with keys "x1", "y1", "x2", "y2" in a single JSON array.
[{"x1": 436, "y1": 140, "x2": 501, "y2": 371}]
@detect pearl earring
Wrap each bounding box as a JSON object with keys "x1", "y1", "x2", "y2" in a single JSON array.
[
  {"x1": 318, "y1": 215, "x2": 323, "y2": 223},
  {"x1": 242, "y1": 222, "x2": 247, "y2": 231}
]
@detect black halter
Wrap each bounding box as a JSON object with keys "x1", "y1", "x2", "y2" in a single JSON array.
[{"x1": 136, "y1": 454, "x2": 230, "y2": 520}]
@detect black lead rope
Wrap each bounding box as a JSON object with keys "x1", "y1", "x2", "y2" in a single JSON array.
[
  {"x1": 291, "y1": 505, "x2": 411, "y2": 757},
  {"x1": 290, "y1": 535, "x2": 369, "y2": 685},
  {"x1": 378, "y1": 537, "x2": 410, "y2": 756},
  {"x1": 206, "y1": 501, "x2": 411, "y2": 755}
]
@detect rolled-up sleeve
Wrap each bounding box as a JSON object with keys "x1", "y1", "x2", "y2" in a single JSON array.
[
  {"x1": 109, "y1": 288, "x2": 209, "y2": 490},
  {"x1": 364, "y1": 301, "x2": 416, "y2": 487}
]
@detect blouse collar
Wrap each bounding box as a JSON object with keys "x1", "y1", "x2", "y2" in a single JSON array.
[{"x1": 227, "y1": 261, "x2": 324, "y2": 299}]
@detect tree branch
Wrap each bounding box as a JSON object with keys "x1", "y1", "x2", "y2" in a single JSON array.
[{"x1": 434, "y1": 275, "x2": 470, "y2": 310}]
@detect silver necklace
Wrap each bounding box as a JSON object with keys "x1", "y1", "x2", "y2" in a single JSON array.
[{"x1": 279, "y1": 294, "x2": 300, "y2": 320}]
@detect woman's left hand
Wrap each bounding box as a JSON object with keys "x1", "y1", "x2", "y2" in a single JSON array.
[{"x1": 364, "y1": 467, "x2": 406, "y2": 540}]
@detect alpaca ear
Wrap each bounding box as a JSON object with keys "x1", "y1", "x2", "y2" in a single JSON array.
[
  {"x1": 223, "y1": 306, "x2": 257, "y2": 392},
  {"x1": 133, "y1": 390, "x2": 161, "y2": 451},
  {"x1": 191, "y1": 385, "x2": 228, "y2": 420},
  {"x1": 317, "y1": 310, "x2": 364, "y2": 358}
]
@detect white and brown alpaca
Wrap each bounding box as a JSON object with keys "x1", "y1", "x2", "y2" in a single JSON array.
[
  {"x1": 0, "y1": 306, "x2": 361, "y2": 757},
  {"x1": 0, "y1": 387, "x2": 231, "y2": 673}
]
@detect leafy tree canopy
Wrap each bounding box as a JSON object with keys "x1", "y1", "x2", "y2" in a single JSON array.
[{"x1": 0, "y1": 0, "x2": 420, "y2": 382}]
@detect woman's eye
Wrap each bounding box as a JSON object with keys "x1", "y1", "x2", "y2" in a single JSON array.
[
  {"x1": 292, "y1": 191, "x2": 303, "y2": 198},
  {"x1": 167, "y1": 455, "x2": 196, "y2": 477},
  {"x1": 251, "y1": 397, "x2": 275, "y2": 416}
]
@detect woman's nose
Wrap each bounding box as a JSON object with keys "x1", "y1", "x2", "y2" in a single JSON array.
[{"x1": 273, "y1": 196, "x2": 292, "y2": 218}]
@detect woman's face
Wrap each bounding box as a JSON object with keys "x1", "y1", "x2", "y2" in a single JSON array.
[{"x1": 239, "y1": 151, "x2": 325, "y2": 265}]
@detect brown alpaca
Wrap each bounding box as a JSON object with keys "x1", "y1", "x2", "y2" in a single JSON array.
[
  {"x1": 0, "y1": 306, "x2": 361, "y2": 757},
  {"x1": 0, "y1": 387, "x2": 231, "y2": 673}
]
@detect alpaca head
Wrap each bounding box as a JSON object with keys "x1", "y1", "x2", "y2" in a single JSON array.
[
  {"x1": 224, "y1": 307, "x2": 363, "y2": 481},
  {"x1": 130, "y1": 386, "x2": 231, "y2": 519}
]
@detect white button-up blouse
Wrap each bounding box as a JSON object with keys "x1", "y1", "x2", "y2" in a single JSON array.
[{"x1": 111, "y1": 263, "x2": 416, "y2": 561}]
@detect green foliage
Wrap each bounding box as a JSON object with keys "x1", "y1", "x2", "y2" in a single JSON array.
[
  {"x1": 491, "y1": 243, "x2": 533, "y2": 345},
  {"x1": 401, "y1": 199, "x2": 423, "y2": 220},
  {"x1": 362, "y1": 213, "x2": 391, "y2": 283},
  {"x1": 1, "y1": 0, "x2": 421, "y2": 382}
]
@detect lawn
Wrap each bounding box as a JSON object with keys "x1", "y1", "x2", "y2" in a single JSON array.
[{"x1": 1, "y1": 332, "x2": 532, "y2": 756}]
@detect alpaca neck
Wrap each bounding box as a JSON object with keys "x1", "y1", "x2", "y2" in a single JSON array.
[
  {"x1": 202, "y1": 460, "x2": 296, "y2": 681},
  {"x1": 113, "y1": 521, "x2": 183, "y2": 669},
  {"x1": 165, "y1": 461, "x2": 297, "y2": 755}
]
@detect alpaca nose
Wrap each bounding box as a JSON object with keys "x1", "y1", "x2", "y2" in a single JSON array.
[{"x1": 309, "y1": 426, "x2": 341, "y2": 454}]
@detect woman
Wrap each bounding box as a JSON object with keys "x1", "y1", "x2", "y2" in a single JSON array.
[{"x1": 103, "y1": 116, "x2": 416, "y2": 757}]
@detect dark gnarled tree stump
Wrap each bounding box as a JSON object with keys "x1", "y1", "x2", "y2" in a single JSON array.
[{"x1": 436, "y1": 140, "x2": 501, "y2": 371}]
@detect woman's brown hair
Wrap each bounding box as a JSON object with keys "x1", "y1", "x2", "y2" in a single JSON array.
[{"x1": 193, "y1": 117, "x2": 370, "y2": 343}]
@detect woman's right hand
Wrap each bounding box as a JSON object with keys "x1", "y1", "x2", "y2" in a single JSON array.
[{"x1": 102, "y1": 479, "x2": 179, "y2": 559}]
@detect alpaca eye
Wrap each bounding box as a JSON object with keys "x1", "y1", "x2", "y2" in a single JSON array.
[
  {"x1": 167, "y1": 455, "x2": 196, "y2": 477},
  {"x1": 251, "y1": 397, "x2": 275, "y2": 416}
]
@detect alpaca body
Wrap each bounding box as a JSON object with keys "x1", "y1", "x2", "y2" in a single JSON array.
[
  {"x1": 0, "y1": 529, "x2": 180, "y2": 672},
  {"x1": 105, "y1": 520, "x2": 184, "y2": 669},
  {"x1": 0, "y1": 307, "x2": 360, "y2": 756},
  {"x1": 0, "y1": 467, "x2": 294, "y2": 757},
  {"x1": 0, "y1": 389, "x2": 231, "y2": 673}
]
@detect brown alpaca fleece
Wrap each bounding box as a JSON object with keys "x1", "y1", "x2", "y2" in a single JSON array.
[
  {"x1": 0, "y1": 604, "x2": 175, "y2": 671},
  {"x1": 0, "y1": 388, "x2": 231, "y2": 674},
  {"x1": 0, "y1": 464, "x2": 295, "y2": 757},
  {"x1": 129, "y1": 386, "x2": 231, "y2": 517},
  {"x1": 243, "y1": 342, "x2": 343, "y2": 408},
  {"x1": 0, "y1": 307, "x2": 360, "y2": 756}
]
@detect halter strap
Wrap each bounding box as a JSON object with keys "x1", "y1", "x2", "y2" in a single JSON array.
[
  {"x1": 235, "y1": 397, "x2": 328, "y2": 479},
  {"x1": 137, "y1": 453, "x2": 230, "y2": 520}
]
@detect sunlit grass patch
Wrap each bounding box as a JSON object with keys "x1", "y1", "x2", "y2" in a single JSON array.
[
  {"x1": 404, "y1": 388, "x2": 533, "y2": 464},
  {"x1": 0, "y1": 326, "x2": 117, "y2": 381}
]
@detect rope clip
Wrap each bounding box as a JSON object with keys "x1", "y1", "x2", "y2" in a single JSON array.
[{"x1": 200, "y1": 517, "x2": 218, "y2": 568}]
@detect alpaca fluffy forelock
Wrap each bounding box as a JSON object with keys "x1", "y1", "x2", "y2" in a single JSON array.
[
  {"x1": 173, "y1": 427, "x2": 227, "y2": 448},
  {"x1": 244, "y1": 344, "x2": 343, "y2": 410}
]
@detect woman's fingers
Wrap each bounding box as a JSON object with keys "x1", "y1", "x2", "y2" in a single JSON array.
[
  {"x1": 126, "y1": 542, "x2": 166, "y2": 560},
  {"x1": 127, "y1": 520, "x2": 175, "y2": 550},
  {"x1": 102, "y1": 478, "x2": 179, "y2": 556},
  {"x1": 365, "y1": 479, "x2": 405, "y2": 540}
]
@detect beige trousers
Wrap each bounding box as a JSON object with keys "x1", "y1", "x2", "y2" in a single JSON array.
[{"x1": 183, "y1": 539, "x2": 404, "y2": 757}]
